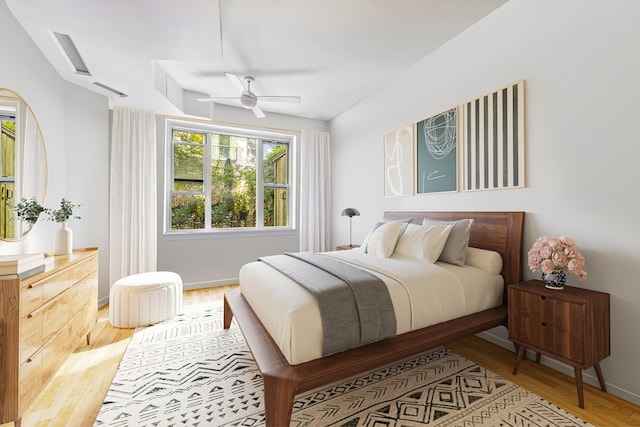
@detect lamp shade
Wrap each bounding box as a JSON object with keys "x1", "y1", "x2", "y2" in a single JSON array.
[{"x1": 341, "y1": 207, "x2": 360, "y2": 218}]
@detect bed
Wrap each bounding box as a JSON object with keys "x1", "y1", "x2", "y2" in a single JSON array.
[{"x1": 224, "y1": 211, "x2": 525, "y2": 426}]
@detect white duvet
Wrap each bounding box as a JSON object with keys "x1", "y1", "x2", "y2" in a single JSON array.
[{"x1": 239, "y1": 249, "x2": 503, "y2": 365}]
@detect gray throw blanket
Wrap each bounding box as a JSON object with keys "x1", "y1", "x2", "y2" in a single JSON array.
[{"x1": 258, "y1": 252, "x2": 396, "y2": 356}]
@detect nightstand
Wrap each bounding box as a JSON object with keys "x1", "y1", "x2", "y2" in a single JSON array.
[
  {"x1": 336, "y1": 244, "x2": 360, "y2": 251},
  {"x1": 508, "y1": 280, "x2": 610, "y2": 408}
]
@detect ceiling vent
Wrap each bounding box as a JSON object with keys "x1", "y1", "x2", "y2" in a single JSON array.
[
  {"x1": 52, "y1": 32, "x2": 91, "y2": 76},
  {"x1": 93, "y1": 82, "x2": 128, "y2": 98}
]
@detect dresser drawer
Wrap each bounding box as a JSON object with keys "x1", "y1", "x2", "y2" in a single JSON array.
[
  {"x1": 19, "y1": 309, "x2": 43, "y2": 364},
  {"x1": 20, "y1": 280, "x2": 44, "y2": 318},
  {"x1": 19, "y1": 350, "x2": 43, "y2": 411}
]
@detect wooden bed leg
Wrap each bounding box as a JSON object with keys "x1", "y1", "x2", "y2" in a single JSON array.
[
  {"x1": 223, "y1": 294, "x2": 234, "y2": 329},
  {"x1": 262, "y1": 374, "x2": 297, "y2": 427}
]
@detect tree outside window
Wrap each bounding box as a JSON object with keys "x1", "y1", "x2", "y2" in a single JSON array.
[{"x1": 168, "y1": 122, "x2": 291, "y2": 233}]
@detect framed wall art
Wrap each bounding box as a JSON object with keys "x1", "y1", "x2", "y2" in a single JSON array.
[
  {"x1": 462, "y1": 80, "x2": 525, "y2": 191},
  {"x1": 416, "y1": 106, "x2": 458, "y2": 194},
  {"x1": 383, "y1": 124, "x2": 414, "y2": 197}
]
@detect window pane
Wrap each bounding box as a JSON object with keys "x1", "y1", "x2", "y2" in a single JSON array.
[
  {"x1": 174, "y1": 143, "x2": 204, "y2": 191},
  {"x1": 211, "y1": 137, "x2": 257, "y2": 228},
  {"x1": 173, "y1": 130, "x2": 204, "y2": 143},
  {"x1": 263, "y1": 142, "x2": 287, "y2": 185},
  {"x1": 264, "y1": 187, "x2": 287, "y2": 227},
  {"x1": 171, "y1": 193, "x2": 205, "y2": 230}
]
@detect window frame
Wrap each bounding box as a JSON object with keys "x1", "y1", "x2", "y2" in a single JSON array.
[{"x1": 164, "y1": 119, "x2": 296, "y2": 239}]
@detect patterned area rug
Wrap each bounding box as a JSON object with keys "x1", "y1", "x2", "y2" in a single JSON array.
[{"x1": 94, "y1": 308, "x2": 592, "y2": 427}]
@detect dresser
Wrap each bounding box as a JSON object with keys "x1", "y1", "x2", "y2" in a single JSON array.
[
  {"x1": 508, "y1": 280, "x2": 610, "y2": 408},
  {"x1": 0, "y1": 248, "x2": 99, "y2": 427}
]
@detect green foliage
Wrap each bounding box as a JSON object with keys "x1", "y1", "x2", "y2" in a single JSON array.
[
  {"x1": 46, "y1": 198, "x2": 81, "y2": 223},
  {"x1": 13, "y1": 197, "x2": 45, "y2": 224},
  {"x1": 13, "y1": 197, "x2": 81, "y2": 224},
  {"x1": 170, "y1": 135, "x2": 288, "y2": 230}
]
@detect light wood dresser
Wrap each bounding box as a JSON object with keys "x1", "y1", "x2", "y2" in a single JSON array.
[{"x1": 0, "y1": 248, "x2": 99, "y2": 427}]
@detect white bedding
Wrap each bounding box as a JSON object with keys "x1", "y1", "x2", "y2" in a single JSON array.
[{"x1": 239, "y1": 248, "x2": 504, "y2": 365}]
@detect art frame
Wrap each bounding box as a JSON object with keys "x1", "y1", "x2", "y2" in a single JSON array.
[
  {"x1": 462, "y1": 80, "x2": 525, "y2": 191},
  {"x1": 383, "y1": 124, "x2": 414, "y2": 197},
  {"x1": 415, "y1": 106, "x2": 458, "y2": 194}
]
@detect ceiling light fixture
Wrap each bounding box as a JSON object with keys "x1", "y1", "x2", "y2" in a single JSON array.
[
  {"x1": 52, "y1": 32, "x2": 91, "y2": 76},
  {"x1": 93, "y1": 82, "x2": 128, "y2": 98}
]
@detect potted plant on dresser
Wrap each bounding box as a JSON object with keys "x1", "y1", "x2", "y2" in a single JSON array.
[{"x1": 47, "y1": 198, "x2": 81, "y2": 255}]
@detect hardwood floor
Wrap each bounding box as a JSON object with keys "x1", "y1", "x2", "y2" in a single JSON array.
[{"x1": 3, "y1": 285, "x2": 639, "y2": 427}]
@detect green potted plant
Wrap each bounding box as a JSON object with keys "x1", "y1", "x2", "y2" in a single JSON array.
[
  {"x1": 47, "y1": 198, "x2": 81, "y2": 255},
  {"x1": 46, "y1": 198, "x2": 81, "y2": 223}
]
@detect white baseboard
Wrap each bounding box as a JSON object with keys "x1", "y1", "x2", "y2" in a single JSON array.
[
  {"x1": 182, "y1": 277, "x2": 238, "y2": 291},
  {"x1": 477, "y1": 330, "x2": 640, "y2": 406}
]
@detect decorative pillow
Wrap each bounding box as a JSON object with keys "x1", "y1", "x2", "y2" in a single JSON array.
[
  {"x1": 422, "y1": 218, "x2": 474, "y2": 266},
  {"x1": 465, "y1": 247, "x2": 503, "y2": 275},
  {"x1": 394, "y1": 223, "x2": 453, "y2": 263},
  {"x1": 362, "y1": 217, "x2": 414, "y2": 252},
  {"x1": 366, "y1": 221, "x2": 406, "y2": 258}
]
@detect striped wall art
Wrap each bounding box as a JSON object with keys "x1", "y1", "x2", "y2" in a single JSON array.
[{"x1": 462, "y1": 80, "x2": 525, "y2": 191}]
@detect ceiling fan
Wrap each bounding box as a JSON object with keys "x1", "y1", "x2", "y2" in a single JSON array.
[{"x1": 197, "y1": 72, "x2": 301, "y2": 118}]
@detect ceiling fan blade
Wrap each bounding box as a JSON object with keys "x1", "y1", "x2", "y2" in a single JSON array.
[
  {"x1": 256, "y1": 96, "x2": 301, "y2": 104},
  {"x1": 225, "y1": 72, "x2": 246, "y2": 92},
  {"x1": 197, "y1": 96, "x2": 242, "y2": 102},
  {"x1": 252, "y1": 106, "x2": 266, "y2": 119}
]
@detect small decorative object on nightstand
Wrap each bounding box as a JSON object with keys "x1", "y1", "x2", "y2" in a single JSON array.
[
  {"x1": 508, "y1": 280, "x2": 610, "y2": 409},
  {"x1": 336, "y1": 244, "x2": 360, "y2": 251},
  {"x1": 527, "y1": 235, "x2": 587, "y2": 290}
]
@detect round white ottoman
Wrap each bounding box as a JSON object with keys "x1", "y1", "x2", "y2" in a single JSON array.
[{"x1": 109, "y1": 271, "x2": 183, "y2": 328}]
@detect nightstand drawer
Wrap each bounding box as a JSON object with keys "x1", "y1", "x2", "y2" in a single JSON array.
[{"x1": 510, "y1": 290, "x2": 586, "y2": 364}]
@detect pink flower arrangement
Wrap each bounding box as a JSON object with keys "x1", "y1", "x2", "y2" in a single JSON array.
[{"x1": 527, "y1": 236, "x2": 587, "y2": 280}]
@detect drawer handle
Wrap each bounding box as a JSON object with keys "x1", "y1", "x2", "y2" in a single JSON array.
[
  {"x1": 540, "y1": 296, "x2": 546, "y2": 300},
  {"x1": 27, "y1": 280, "x2": 47, "y2": 289},
  {"x1": 26, "y1": 357, "x2": 33, "y2": 363},
  {"x1": 541, "y1": 322, "x2": 547, "y2": 327},
  {"x1": 27, "y1": 293, "x2": 61, "y2": 317}
]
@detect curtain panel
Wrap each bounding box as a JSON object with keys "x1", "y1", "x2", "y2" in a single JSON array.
[
  {"x1": 109, "y1": 107, "x2": 157, "y2": 286},
  {"x1": 300, "y1": 130, "x2": 331, "y2": 252}
]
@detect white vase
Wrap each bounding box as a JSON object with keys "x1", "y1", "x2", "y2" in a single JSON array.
[{"x1": 54, "y1": 223, "x2": 73, "y2": 255}]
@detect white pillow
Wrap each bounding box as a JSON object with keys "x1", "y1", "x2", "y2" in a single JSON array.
[
  {"x1": 465, "y1": 247, "x2": 503, "y2": 275},
  {"x1": 422, "y1": 218, "x2": 474, "y2": 266},
  {"x1": 366, "y1": 221, "x2": 406, "y2": 258},
  {"x1": 394, "y1": 223, "x2": 453, "y2": 263},
  {"x1": 362, "y1": 217, "x2": 414, "y2": 252}
]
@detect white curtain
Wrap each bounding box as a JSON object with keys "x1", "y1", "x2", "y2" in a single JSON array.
[
  {"x1": 300, "y1": 130, "x2": 331, "y2": 252},
  {"x1": 109, "y1": 107, "x2": 157, "y2": 286}
]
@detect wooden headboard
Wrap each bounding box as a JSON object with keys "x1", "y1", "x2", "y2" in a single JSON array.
[{"x1": 383, "y1": 211, "x2": 525, "y2": 287}]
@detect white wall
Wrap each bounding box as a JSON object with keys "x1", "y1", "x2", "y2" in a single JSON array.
[
  {"x1": 156, "y1": 104, "x2": 328, "y2": 288},
  {"x1": 0, "y1": 0, "x2": 111, "y2": 300},
  {"x1": 330, "y1": 0, "x2": 640, "y2": 404}
]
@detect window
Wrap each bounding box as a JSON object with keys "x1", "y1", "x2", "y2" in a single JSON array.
[{"x1": 166, "y1": 120, "x2": 293, "y2": 235}]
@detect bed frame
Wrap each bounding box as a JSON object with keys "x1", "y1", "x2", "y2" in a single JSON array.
[{"x1": 224, "y1": 211, "x2": 525, "y2": 426}]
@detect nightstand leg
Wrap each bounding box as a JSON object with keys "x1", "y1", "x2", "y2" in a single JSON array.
[
  {"x1": 574, "y1": 367, "x2": 585, "y2": 409},
  {"x1": 594, "y1": 362, "x2": 607, "y2": 392},
  {"x1": 513, "y1": 344, "x2": 526, "y2": 375}
]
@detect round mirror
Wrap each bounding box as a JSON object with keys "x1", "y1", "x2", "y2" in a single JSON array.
[{"x1": 0, "y1": 88, "x2": 48, "y2": 241}]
